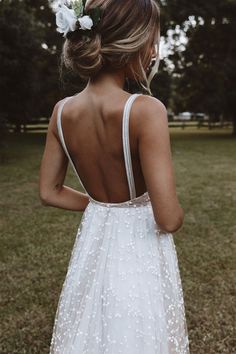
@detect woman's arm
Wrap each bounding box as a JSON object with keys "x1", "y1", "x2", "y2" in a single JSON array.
[
  {"x1": 137, "y1": 96, "x2": 184, "y2": 234},
  {"x1": 39, "y1": 99, "x2": 90, "y2": 212}
]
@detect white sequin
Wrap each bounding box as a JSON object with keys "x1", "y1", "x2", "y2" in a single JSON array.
[{"x1": 49, "y1": 193, "x2": 190, "y2": 354}]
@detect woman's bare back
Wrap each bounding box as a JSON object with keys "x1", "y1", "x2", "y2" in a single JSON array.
[
  {"x1": 59, "y1": 90, "x2": 147, "y2": 203},
  {"x1": 40, "y1": 85, "x2": 183, "y2": 232}
]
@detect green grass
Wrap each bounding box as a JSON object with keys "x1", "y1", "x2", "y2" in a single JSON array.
[{"x1": 0, "y1": 129, "x2": 235, "y2": 353}]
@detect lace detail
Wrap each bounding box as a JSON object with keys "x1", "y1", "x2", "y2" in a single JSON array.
[{"x1": 49, "y1": 202, "x2": 190, "y2": 353}]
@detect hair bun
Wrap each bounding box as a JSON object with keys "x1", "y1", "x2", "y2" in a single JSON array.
[
  {"x1": 63, "y1": 32, "x2": 104, "y2": 80},
  {"x1": 60, "y1": 0, "x2": 160, "y2": 94}
]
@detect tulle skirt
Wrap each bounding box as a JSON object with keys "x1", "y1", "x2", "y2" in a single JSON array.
[{"x1": 49, "y1": 193, "x2": 190, "y2": 354}]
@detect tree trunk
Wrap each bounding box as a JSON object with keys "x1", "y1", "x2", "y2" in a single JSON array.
[{"x1": 232, "y1": 118, "x2": 236, "y2": 136}]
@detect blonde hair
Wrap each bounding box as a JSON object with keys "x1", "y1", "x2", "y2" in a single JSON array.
[{"x1": 61, "y1": 0, "x2": 160, "y2": 94}]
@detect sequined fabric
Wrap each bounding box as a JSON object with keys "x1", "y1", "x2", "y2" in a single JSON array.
[{"x1": 49, "y1": 193, "x2": 189, "y2": 354}]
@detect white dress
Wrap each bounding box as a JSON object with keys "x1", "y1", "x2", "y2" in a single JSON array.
[{"x1": 49, "y1": 94, "x2": 190, "y2": 354}]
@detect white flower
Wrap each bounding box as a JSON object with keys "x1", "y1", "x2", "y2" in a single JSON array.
[
  {"x1": 78, "y1": 15, "x2": 94, "y2": 30},
  {"x1": 55, "y1": 4, "x2": 78, "y2": 37}
]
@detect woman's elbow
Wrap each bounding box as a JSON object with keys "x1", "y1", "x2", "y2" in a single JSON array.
[
  {"x1": 39, "y1": 190, "x2": 50, "y2": 206},
  {"x1": 157, "y1": 208, "x2": 185, "y2": 234},
  {"x1": 162, "y1": 219, "x2": 183, "y2": 233}
]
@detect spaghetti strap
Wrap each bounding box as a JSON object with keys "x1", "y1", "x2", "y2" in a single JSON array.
[
  {"x1": 122, "y1": 93, "x2": 142, "y2": 200},
  {"x1": 57, "y1": 97, "x2": 90, "y2": 197}
]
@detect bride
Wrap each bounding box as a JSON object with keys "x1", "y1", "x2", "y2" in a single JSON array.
[{"x1": 39, "y1": 0, "x2": 190, "y2": 353}]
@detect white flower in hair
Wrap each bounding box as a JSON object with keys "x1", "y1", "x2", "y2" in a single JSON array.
[
  {"x1": 53, "y1": 0, "x2": 102, "y2": 37},
  {"x1": 78, "y1": 15, "x2": 94, "y2": 30},
  {"x1": 55, "y1": 4, "x2": 78, "y2": 37}
]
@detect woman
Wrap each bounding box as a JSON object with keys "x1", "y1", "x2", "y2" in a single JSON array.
[{"x1": 39, "y1": 0, "x2": 190, "y2": 353}]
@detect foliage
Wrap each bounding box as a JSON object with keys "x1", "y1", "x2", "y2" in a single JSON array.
[
  {"x1": 160, "y1": 0, "x2": 236, "y2": 134},
  {"x1": 0, "y1": 0, "x2": 62, "y2": 134},
  {"x1": 0, "y1": 1, "x2": 42, "y2": 131}
]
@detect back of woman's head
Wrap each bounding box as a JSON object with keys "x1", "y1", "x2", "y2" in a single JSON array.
[{"x1": 62, "y1": 0, "x2": 160, "y2": 93}]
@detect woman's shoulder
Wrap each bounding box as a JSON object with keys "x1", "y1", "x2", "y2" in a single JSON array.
[
  {"x1": 132, "y1": 94, "x2": 168, "y2": 131},
  {"x1": 136, "y1": 94, "x2": 167, "y2": 115},
  {"x1": 51, "y1": 96, "x2": 73, "y2": 118},
  {"x1": 47, "y1": 97, "x2": 74, "y2": 137}
]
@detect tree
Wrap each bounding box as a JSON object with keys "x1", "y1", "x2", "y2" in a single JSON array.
[
  {"x1": 162, "y1": 0, "x2": 236, "y2": 135},
  {"x1": 0, "y1": 1, "x2": 44, "y2": 131},
  {"x1": 0, "y1": 0, "x2": 69, "y2": 133}
]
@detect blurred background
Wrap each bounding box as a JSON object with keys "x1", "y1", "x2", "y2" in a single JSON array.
[{"x1": 0, "y1": 1, "x2": 235, "y2": 353}]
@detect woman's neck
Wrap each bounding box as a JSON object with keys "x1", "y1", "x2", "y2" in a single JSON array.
[{"x1": 85, "y1": 69, "x2": 126, "y2": 94}]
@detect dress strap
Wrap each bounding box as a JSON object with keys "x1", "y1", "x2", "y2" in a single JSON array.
[
  {"x1": 122, "y1": 93, "x2": 142, "y2": 200},
  {"x1": 57, "y1": 97, "x2": 89, "y2": 196}
]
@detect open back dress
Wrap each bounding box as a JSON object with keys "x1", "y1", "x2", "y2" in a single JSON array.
[{"x1": 49, "y1": 93, "x2": 190, "y2": 354}]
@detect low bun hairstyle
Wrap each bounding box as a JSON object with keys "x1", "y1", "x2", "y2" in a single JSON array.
[
  {"x1": 63, "y1": 32, "x2": 104, "y2": 80},
  {"x1": 61, "y1": 0, "x2": 160, "y2": 93}
]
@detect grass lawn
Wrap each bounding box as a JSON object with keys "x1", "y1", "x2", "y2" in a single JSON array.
[{"x1": 0, "y1": 128, "x2": 235, "y2": 353}]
